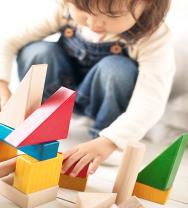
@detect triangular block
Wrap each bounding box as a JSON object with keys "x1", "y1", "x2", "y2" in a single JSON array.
[
  {"x1": 137, "y1": 133, "x2": 188, "y2": 190},
  {"x1": 0, "y1": 65, "x2": 47, "y2": 128},
  {"x1": 5, "y1": 87, "x2": 76, "y2": 147},
  {"x1": 77, "y1": 192, "x2": 117, "y2": 208}
]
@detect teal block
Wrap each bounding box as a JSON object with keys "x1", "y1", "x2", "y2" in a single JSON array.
[
  {"x1": 137, "y1": 133, "x2": 188, "y2": 190},
  {"x1": 19, "y1": 141, "x2": 59, "y2": 161},
  {"x1": 0, "y1": 123, "x2": 14, "y2": 141}
]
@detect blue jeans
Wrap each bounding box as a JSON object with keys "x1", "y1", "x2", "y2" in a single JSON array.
[{"x1": 17, "y1": 41, "x2": 138, "y2": 137}]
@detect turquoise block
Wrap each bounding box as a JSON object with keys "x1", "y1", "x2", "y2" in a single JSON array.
[
  {"x1": 0, "y1": 123, "x2": 14, "y2": 141},
  {"x1": 0, "y1": 123, "x2": 59, "y2": 161},
  {"x1": 19, "y1": 141, "x2": 59, "y2": 161}
]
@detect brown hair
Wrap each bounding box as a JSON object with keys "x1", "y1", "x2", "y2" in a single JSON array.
[{"x1": 65, "y1": 0, "x2": 171, "y2": 43}]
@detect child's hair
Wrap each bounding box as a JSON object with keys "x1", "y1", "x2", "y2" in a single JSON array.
[{"x1": 65, "y1": 0, "x2": 171, "y2": 43}]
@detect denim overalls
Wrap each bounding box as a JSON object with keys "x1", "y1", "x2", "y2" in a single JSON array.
[{"x1": 17, "y1": 21, "x2": 138, "y2": 137}]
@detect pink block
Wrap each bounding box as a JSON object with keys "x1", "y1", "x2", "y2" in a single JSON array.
[{"x1": 5, "y1": 87, "x2": 76, "y2": 147}]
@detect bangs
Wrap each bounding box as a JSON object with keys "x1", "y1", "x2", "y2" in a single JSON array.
[{"x1": 66, "y1": 0, "x2": 128, "y2": 16}]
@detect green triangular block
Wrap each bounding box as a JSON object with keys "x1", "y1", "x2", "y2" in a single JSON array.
[{"x1": 137, "y1": 133, "x2": 188, "y2": 190}]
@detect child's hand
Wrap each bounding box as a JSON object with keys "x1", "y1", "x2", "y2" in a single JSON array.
[
  {"x1": 0, "y1": 157, "x2": 17, "y2": 178},
  {"x1": 0, "y1": 80, "x2": 11, "y2": 110},
  {"x1": 62, "y1": 137, "x2": 117, "y2": 176}
]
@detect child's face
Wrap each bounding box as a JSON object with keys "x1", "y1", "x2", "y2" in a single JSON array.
[{"x1": 68, "y1": 2, "x2": 145, "y2": 34}]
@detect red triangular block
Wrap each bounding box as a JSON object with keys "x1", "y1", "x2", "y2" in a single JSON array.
[{"x1": 5, "y1": 87, "x2": 76, "y2": 147}]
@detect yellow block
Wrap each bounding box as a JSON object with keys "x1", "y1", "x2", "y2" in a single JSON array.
[
  {"x1": 59, "y1": 174, "x2": 87, "y2": 191},
  {"x1": 13, "y1": 153, "x2": 63, "y2": 194},
  {"x1": 133, "y1": 182, "x2": 171, "y2": 205},
  {"x1": 0, "y1": 141, "x2": 17, "y2": 162}
]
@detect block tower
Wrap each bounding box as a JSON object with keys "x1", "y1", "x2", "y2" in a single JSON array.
[
  {"x1": 0, "y1": 65, "x2": 76, "y2": 208},
  {"x1": 133, "y1": 133, "x2": 188, "y2": 204}
]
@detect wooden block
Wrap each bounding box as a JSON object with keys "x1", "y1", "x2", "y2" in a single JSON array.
[
  {"x1": 0, "y1": 64, "x2": 47, "y2": 128},
  {"x1": 118, "y1": 196, "x2": 145, "y2": 208},
  {"x1": 113, "y1": 142, "x2": 145, "y2": 205},
  {"x1": 0, "y1": 174, "x2": 58, "y2": 208},
  {"x1": 0, "y1": 157, "x2": 16, "y2": 178},
  {"x1": 59, "y1": 174, "x2": 87, "y2": 191},
  {"x1": 137, "y1": 134, "x2": 188, "y2": 190},
  {"x1": 76, "y1": 192, "x2": 117, "y2": 208},
  {"x1": 13, "y1": 153, "x2": 63, "y2": 194},
  {"x1": 5, "y1": 87, "x2": 76, "y2": 147},
  {"x1": 0, "y1": 141, "x2": 17, "y2": 162},
  {"x1": 0, "y1": 123, "x2": 13, "y2": 141},
  {"x1": 19, "y1": 141, "x2": 59, "y2": 161},
  {"x1": 63, "y1": 159, "x2": 89, "y2": 178},
  {"x1": 0, "y1": 123, "x2": 59, "y2": 161},
  {"x1": 133, "y1": 182, "x2": 171, "y2": 205}
]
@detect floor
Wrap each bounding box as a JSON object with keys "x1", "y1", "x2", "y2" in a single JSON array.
[{"x1": 0, "y1": 119, "x2": 187, "y2": 208}]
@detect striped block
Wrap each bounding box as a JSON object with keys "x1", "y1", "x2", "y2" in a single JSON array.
[
  {"x1": 19, "y1": 141, "x2": 59, "y2": 161},
  {"x1": 133, "y1": 182, "x2": 171, "y2": 204},
  {"x1": 0, "y1": 141, "x2": 17, "y2": 162},
  {"x1": 59, "y1": 174, "x2": 87, "y2": 191},
  {"x1": 13, "y1": 153, "x2": 63, "y2": 194}
]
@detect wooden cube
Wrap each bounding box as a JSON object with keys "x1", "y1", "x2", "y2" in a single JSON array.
[
  {"x1": 0, "y1": 141, "x2": 17, "y2": 162},
  {"x1": 0, "y1": 174, "x2": 58, "y2": 208},
  {"x1": 13, "y1": 153, "x2": 63, "y2": 194}
]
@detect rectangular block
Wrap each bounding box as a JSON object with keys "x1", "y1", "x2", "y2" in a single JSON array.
[
  {"x1": 119, "y1": 196, "x2": 145, "y2": 208},
  {"x1": 0, "y1": 174, "x2": 58, "y2": 208},
  {"x1": 19, "y1": 141, "x2": 59, "y2": 161},
  {"x1": 133, "y1": 182, "x2": 171, "y2": 204},
  {"x1": 13, "y1": 153, "x2": 63, "y2": 194},
  {"x1": 59, "y1": 174, "x2": 87, "y2": 191},
  {"x1": 0, "y1": 123, "x2": 14, "y2": 141},
  {"x1": 0, "y1": 141, "x2": 17, "y2": 162}
]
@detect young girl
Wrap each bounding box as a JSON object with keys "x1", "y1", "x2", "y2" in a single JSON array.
[{"x1": 0, "y1": 0, "x2": 175, "y2": 177}]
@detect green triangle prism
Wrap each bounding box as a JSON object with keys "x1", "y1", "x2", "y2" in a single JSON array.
[{"x1": 137, "y1": 133, "x2": 188, "y2": 190}]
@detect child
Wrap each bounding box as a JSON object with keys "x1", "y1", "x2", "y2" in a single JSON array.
[{"x1": 0, "y1": 0, "x2": 175, "y2": 177}]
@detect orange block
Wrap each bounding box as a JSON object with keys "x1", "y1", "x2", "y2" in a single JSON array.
[
  {"x1": 133, "y1": 182, "x2": 171, "y2": 204},
  {"x1": 59, "y1": 174, "x2": 87, "y2": 191},
  {"x1": 0, "y1": 141, "x2": 17, "y2": 162}
]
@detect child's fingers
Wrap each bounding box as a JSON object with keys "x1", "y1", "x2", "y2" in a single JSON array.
[
  {"x1": 62, "y1": 151, "x2": 86, "y2": 174},
  {"x1": 63, "y1": 147, "x2": 78, "y2": 160},
  {"x1": 69, "y1": 154, "x2": 93, "y2": 177},
  {"x1": 0, "y1": 157, "x2": 17, "y2": 178},
  {"x1": 88, "y1": 156, "x2": 102, "y2": 175}
]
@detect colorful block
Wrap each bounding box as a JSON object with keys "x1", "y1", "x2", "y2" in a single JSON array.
[
  {"x1": 0, "y1": 141, "x2": 17, "y2": 162},
  {"x1": 133, "y1": 182, "x2": 171, "y2": 205},
  {"x1": 19, "y1": 141, "x2": 59, "y2": 161},
  {"x1": 0, "y1": 65, "x2": 47, "y2": 128},
  {"x1": 76, "y1": 192, "x2": 117, "y2": 208},
  {"x1": 13, "y1": 153, "x2": 63, "y2": 194},
  {"x1": 5, "y1": 87, "x2": 76, "y2": 147},
  {"x1": 137, "y1": 134, "x2": 188, "y2": 190},
  {"x1": 0, "y1": 123, "x2": 14, "y2": 141},
  {"x1": 0, "y1": 174, "x2": 58, "y2": 208},
  {"x1": 59, "y1": 174, "x2": 87, "y2": 191}
]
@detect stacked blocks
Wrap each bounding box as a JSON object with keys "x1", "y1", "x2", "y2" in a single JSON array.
[
  {"x1": 59, "y1": 159, "x2": 89, "y2": 191},
  {"x1": 0, "y1": 65, "x2": 76, "y2": 208},
  {"x1": 133, "y1": 133, "x2": 188, "y2": 204},
  {"x1": 13, "y1": 154, "x2": 63, "y2": 194}
]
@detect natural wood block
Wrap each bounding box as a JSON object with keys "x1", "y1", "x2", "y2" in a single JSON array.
[
  {"x1": 113, "y1": 142, "x2": 145, "y2": 205},
  {"x1": 133, "y1": 182, "x2": 171, "y2": 204},
  {"x1": 13, "y1": 153, "x2": 63, "y2": 194},
  {"x1": 0, "y1": 64, "x2": 47, "y2": 128},
  {"x1": 59, "y1": 174, "x2": 87, "y2": 191},
  {"x1": 119, "y1": 196, "x2": 145, "y2": 208},
  {"x1": 76, "y1": 192, "x2": 117, "y2": 208},
  {"x1": 0, "y1": 174, "x2": 58, "y2": 208},
  {"x1": 5, "y1": 87, "x2": 76, "y2": 147},
  {"x1": 0, "y1": 141, "x2": 17, "y2": 162}
]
